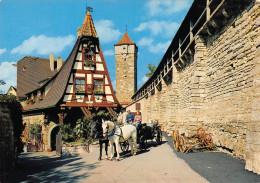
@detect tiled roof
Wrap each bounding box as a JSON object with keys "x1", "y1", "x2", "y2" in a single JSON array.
[
  {"x1": 80, "y1": 12, "x2": 98, "y2": 38},
  {"x1": 24, "y1": 38, "x2": 81, "y2": 111},
  {"x1": 114, "y1": 32, "x2": 135, "y2": 46},
  {"x1": 17, "y1": 56, "x2": 57, "y2": 99}
]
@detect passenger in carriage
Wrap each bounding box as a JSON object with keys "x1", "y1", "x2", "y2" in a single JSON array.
[
  {"x1": 126, "y1": 110, "x2": 134, "y2": 125},
  {"x1": 134, "y1": 111, "x2": 142, "y2": 130}
]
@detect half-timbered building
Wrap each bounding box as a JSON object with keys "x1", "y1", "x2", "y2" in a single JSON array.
[{"x1": 17, "y1": 11, "x2": 120, "y2": 150}]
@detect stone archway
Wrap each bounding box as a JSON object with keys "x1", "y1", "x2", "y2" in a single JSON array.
[{"x1": 47, "y1": 124, "x2": 58, "y2": 150}]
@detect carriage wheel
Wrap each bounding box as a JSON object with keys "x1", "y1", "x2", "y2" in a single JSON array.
[
  {"x1": 156, "y1": 130, "x2": 162, "y2": 144},
  {"x1": 204, "y1": 134, "x2": 213, "y2": 149},
  {"x1": 120, "y1": 141, "x2": 129, "y2": 153},
  {"x1": 179, "y1": 136, "x2": 188, "y2": 153},
  {"x1": 139, "y1": 136, "x2": 148, "y2": 150},
  {"x1": 173, "y1": 130, "x2": 179, "y2": 152},
  {"x1": 197, "y1": 128, "x2": 206, "y2": 139}
]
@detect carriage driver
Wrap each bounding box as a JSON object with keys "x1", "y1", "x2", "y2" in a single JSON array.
[{"x1": 126, "y1": 110, "x2": 135, "y2": 125}]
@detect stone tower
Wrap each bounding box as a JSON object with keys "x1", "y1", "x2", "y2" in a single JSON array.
[{"x1": 114, "y1": 32, "x2": 138, "y2": 105}]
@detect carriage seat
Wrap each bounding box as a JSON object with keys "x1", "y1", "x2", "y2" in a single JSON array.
[{"x1": 145, "y1": 123, "x2": 156, "y2": 134}]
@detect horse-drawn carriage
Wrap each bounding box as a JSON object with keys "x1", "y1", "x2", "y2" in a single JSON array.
[
  {"x1": 120, "y1": 122, "x2": 163, "y2": 152},
  {"x1": 90, "y1": 118, "x2": 163, "y2": 160}
]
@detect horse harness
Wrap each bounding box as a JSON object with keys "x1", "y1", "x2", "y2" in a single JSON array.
[{"x1": 105, "y1": 124, "x2": 126, "y2": 142}]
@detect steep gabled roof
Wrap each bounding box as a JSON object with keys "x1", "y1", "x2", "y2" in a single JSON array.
[
  {"x1": 114, "y1": 32, "x2": 135, "y2": 46},
  {"x1": 17, "y1": 56, "x2": 58, "y2": 99},
  {"x1": 24, "y1": 38, "x2": 81, "y2": 111},
  {"x1": 23, "y1": 11, "x2": 120, "y2": 111}
]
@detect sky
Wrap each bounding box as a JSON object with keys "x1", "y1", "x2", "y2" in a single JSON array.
[{"x1": 0, "y1": 0, "x2": 193, "y2": 93}]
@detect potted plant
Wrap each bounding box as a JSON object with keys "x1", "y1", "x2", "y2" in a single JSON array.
[
  {"x1": 36, "y1": 96, "x2": 43, "y2": 102},
  {"x1": 28, "y1": 98, "x2": 34, "y2": 104},
  {"x1": 75, "y1": 88, "x2": 85, "y2": 94},
  {"x1": 93, "y1": 89, "x2": 104, "y2": 95},
  {"x1": 84, "y1": 60, "x2": 95, "y2": 68}
]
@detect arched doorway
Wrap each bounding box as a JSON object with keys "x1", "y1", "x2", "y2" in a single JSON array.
[
  {"x1": 47, "y1": 124, "x2": 59, "y2": 151},
  {"x1": 50, "y1": 126, "x2": 59, "y2": 151}
]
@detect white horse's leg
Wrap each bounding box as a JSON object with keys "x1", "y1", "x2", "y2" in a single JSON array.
[
  {"x1": 133, "y1": 136, "x2": 137, "y2": 155},
  {"x1": 133, "y1": 130, "x2": 137, "y2": 155},
  {"x1": 128, "y1": 138, "x2": 134, "y2": 155},
  {"x1": 115, "y1": 140, "x2": 120, "y2": 161},
  {"x1": 109, "y1": 140, "x2": 114, "y2": 160}
]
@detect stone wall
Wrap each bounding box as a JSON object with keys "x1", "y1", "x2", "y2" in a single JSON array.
[
  {"x1": 126, "y1": 1, "x2": 260, "y2": 174},
  {"x1": 0, "y1": 104, "x2": 15, "y2": 182},
  {"x1": 246, "y1": 34, "x2": 260, "y2": 174}
]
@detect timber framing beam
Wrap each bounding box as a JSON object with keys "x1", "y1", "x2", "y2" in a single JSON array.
[{"x1": 80, "y1": 107, "x2": 90, "y2": 118}]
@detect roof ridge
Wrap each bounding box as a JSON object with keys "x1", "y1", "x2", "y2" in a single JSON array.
[{"x1": 24, "y1": 37, "x2": 81, "y2": 111}]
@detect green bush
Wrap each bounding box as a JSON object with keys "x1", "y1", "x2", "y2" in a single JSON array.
[
  {"x1": 59, "y1": 123, "x2": 75, "y2": 142},
  {"x1": 96, "y1": 110, "x2": 113, "y2": 120},
  {"x1": 75, "y1": 117, "x2": 92, "y2": 140},
  {"x1": 59, "y1": 109, "x2": 115, "y2": 143},
  {"x1": 29, "y1": 124, "x2": 42, "y2": 139}
]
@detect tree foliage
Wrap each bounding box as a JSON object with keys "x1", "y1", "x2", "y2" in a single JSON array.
[
  {"x1": 29, "y1": 124, "x2": 42, "y2": 139},
  {"x1": 59, "y1": 123, "x2": 75, "y2": 142},
  {"x1": 96, "y1": 110, "x2": 112, "y2": 120},
  {"x1": 0, "y1": 80, "x2": 6, "y2": 85},
  {"x1": 0, "y1": 94, "x2": 25, "y2": 155},
  {"x1": 0, "y1": 79, "x2": 6, "y2": 94},
  {"x1": 74, "y1": 117, "x2": 92, "y2": 140},
  {"x1": 145, "y1": 63, "x2": 157, "y2": 78},
  {"x1": 59, "y1": 109, "x2": 114, "y2": 143}
]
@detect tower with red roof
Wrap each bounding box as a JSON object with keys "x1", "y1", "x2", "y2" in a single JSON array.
[{"x1": 114, "y1": 32, "x2": 138, "y2": 106}]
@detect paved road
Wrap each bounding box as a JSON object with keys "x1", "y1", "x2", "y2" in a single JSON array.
[
  {"x1": 13, "y1": 134, "x2": 260, "y2": 183},
  {"x1": 165, "y1": 134, "x2": 260, "y2": 183}
]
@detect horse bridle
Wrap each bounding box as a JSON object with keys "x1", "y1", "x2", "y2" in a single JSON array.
[
  {"x1": 104, "y1": 123, "x2": 127, "y2": 142},
  {"x1": 103, "y1": 124, "x2": 116, "y2": 137}
]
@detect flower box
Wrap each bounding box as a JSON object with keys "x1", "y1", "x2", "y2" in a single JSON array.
[
  {"x1": 93, "y1": 91, "x2": 105, "y2": 95},
  {"x1": 85, "y1": 67, "x2": 95, "y2": 71},
  {"x1": 84, "y1": 60, "x2": 95, "y2": 68},
  {"x1": 36, "y1": 96, "x2": 43, "y2": 102},
  {"x1": 75, "y1": 90, "x2": 85, "y2": 94}
]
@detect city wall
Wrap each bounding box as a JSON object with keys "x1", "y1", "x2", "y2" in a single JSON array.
[{"x1": 126, "y1": 1, "x2": 260, "y2": 174}]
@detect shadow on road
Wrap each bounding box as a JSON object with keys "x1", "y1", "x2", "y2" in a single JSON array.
[
  {"x1": 164, "y1": 133, "x2": 260, "y2": 183},
  {"x1": 119, "y1": 140, "x2": 167, "y2": 159},
  {"x1": 13, "y1": 153, "x2": 100, "y2": 183}
]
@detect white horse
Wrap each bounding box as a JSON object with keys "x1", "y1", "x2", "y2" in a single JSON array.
[{"x1": 102, "y1": 120, "x2": 137, "y2": 161}]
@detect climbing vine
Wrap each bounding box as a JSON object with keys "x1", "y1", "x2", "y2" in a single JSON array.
[{"x1": 0, "y1": 94, "x2": 25, "y2": 156}]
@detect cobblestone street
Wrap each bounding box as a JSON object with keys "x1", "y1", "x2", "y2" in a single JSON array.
[{"x1": 13, "y1": 134, "x2": 260, "y2": 183}]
